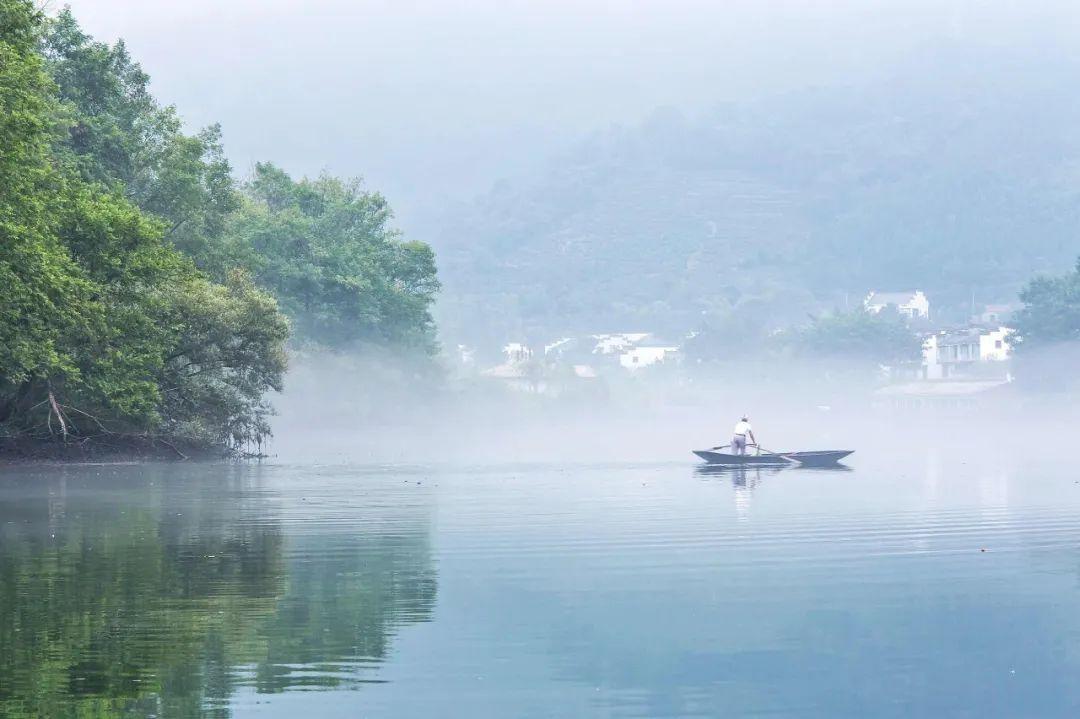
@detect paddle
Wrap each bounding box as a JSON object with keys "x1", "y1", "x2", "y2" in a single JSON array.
[{"x1": 706, "y1": 443, "x2": 776, "y2": 455}]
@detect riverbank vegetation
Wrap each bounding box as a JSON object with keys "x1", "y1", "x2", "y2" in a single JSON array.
[
  {"x1": 1014, "y1": 257, "x2": 1080, "y2": 347},
  {"x1": 685, "y1": 308, "x2": 923, "y2": 368},
  {"x1": 0, "y1": 2, "x2": 439, "y2": 457}
]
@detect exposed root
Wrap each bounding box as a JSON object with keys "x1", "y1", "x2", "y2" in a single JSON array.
[
  {"x1": 47, "y1": 390, "x2": 68, "y2": 441},
  {"x1": 152, "y1": 437, "x2": 189, "y2": 461}
]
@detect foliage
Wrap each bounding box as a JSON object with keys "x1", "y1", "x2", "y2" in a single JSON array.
[
  {"x1": 2, "y1": 2, "x2": 441, "y2": 452},
  {"x1": 155, "y1": 270, "x2": 289, "y2": 448},
  {"x1": 794, "y1": 310, "x2": 922, "y2": 365},
  {"x1": 42, "y1": 8, "x2": 241, "y2": 263},
  {"x1": 0, "y1": 0, "x2": 97, "y2": 420},
  {"x1": 1013, "y1": 257, "x2": 1080, "y2": 348},
  {"x1": 40, "y1": 12, "x2": 438, "y2": 357},
  {"x1": 0, "y1": 0, "x2": 289, "y2": 451},
  {"x1": 223, "y1": 163, "x2": 439, "y2": 350}
]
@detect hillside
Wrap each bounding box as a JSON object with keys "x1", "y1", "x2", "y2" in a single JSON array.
[{"x1": 433, "y1": 49, "x2": 1080, "y2": 347}]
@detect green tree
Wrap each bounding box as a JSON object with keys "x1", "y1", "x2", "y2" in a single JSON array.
[
  {"x1": 225, "y1": 163, "x2": 439, "y2": 350},
  {"x1": 42, "y1": 8, "x2": 241, "y2": 261},
  {"x1": 0, "y1": 0, "x2": 97, "y2": 423},
  {"x1": 1, "y1": 0, "x2": 288, "y2": 453},
  {"x1": 155, "y1": 270, "x2": 289, "y2": 449},
  {"x1": 40, "y1": 12, "x2": 439, "y2": 357},
  {"x1": 796, "y1": 309, "x2": 922, "y2": 365},
  {"x1": 1013, "y1": 257, "x2": 1080, "y2": 347}
]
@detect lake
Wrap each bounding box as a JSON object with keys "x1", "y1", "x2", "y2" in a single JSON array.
[{"x1": 2, "y1": 449, "x2": 1080, "y2": 717}]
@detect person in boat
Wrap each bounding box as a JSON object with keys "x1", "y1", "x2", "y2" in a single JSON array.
[{"x1": 732, "y1": 416, "x2": 756, "y2": 455}]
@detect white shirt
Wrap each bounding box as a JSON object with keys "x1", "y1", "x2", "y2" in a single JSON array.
[{"x1": 733, "y1": 420, "x2": 752, "y2": 436}]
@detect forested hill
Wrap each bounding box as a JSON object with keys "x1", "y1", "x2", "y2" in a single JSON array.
[
  {"x1": 434, "y1": 49, "x2": 1080, "y2": 346},
  {"x1": 0, "y1": 2, "x2": 438, "y2": 455}
]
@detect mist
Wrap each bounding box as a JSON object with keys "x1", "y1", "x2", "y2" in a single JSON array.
[
  {"x1": 46, "y1": 0, "x2": 1080, "y2": 468},
  {"x1": 61, "y1": 0, "x2": 1080, "y2": 226},
  {"x1": 10, "y1": 1, "x2": 1080, "y2": 712}
]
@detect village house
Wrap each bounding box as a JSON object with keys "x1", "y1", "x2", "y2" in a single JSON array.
[
  {"x1": 544, "y1": 337, "x2": 576, "y2": 357},
  {"x1": 921, "y1": 327, "x2": 1014, "y2": 380},
  {"x1": 979, "y1": 327, "x2": 1014, "y2": 362},
  {"x1": 481, "y1": 338, "x2": 604, "y2": 396},
  {"x1": 619, "y1": 344, "x2": 680, "y2": 371},
  {"x1": 591, "y1": 333, "x2": 651, "y2": 355},
  {"x1": 972, "y1": 303, "x2": 1023, "y2": 327},
  {"x1": 502, "y1": 342, "x2": 532, "y2": 362},
  {"x1": 864, "y1": 290, "x2": 930, "y2": 319}
]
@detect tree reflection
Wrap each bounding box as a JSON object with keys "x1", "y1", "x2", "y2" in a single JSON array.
[{"x1": 0, "y1": 466, "x2": 436, "y2": 717}]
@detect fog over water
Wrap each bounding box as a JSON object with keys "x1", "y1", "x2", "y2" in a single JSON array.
[{"x1": 266, "y1": 351, "x2": 1080, "y2": 466}]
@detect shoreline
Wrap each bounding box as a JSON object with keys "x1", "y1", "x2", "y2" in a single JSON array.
[{"x1": 0, "y1": 436, "x2": 235, "y2": 465}]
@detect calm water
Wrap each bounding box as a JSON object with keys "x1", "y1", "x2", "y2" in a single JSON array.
[{"x1": 2, "y1": 453, "x2": 1080, "y2": 718}]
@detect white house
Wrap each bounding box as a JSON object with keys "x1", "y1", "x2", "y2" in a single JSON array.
[
  {"x1": 502, "y1": 342, "x2": 532, "y2": 362},
  {"x1": 544, "y1": 337, "x2": 576, "y2": 357},
  {"x1": 864, "y1": 290, "x2": 930, "y2": 319},
  {"x1": 592, "y1": 333, "x2": 650, "y2": 355},
  {"x1": 979, "y1": 327, "x2": 1014, "y2": 362},
  {"x1": 922, "y1": 327, "x2": 1014, "y2": 379},
  {"x1": 619, "y1": 345, "x2": 680, "y2": 371}
]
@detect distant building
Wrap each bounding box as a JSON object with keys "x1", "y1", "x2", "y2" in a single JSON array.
[
  {"x1": 592, "y1": 333, "x2": 651, "y2": 355},
  {"x1": 864, "y1": 290, "x2": 930, "y2": 319},
  {"x1": 972, "y1": 303, "x2": 1022, "y2": 327},
  {"x1": 502, "y1": 342, "x2": 532, "y2": 362},
  {"x1": 922, "y1": 327, "x2": 1014, "y2": 380},
  {"x1": 619, "y1": 345, "x2": 680, "y2": 371},
  {"x1": 979, "y1": 327, "x2": 1014, "y2": 362},
  {"x1": 544, "y1": 337, "x2": 576, "y2": 357}
]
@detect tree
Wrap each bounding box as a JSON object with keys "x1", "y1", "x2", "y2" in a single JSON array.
[
  {"x1": 42, "y1": 9, "x2": 241, "y2": 261},
  {"x1": 4, "y1": 3, "x2": 440, "y2": 453},
  {"x1": 1, "y1": 0, "x2": 289, "y2": 453},
  {"x1": 796, "y1": 310, "x2": 922, "y2": 365},
  {"x1": 225, "y1": 163, "x2": 440, "y2": 350},
  {"x1": 1013, "y1": 257, "x2": 1080, "y2": 348},
  {"x1": 39, "y1": 10, "x2": 440, "y2": 361},
  {"x1": 155, "y1": 270, "x2": 289, "y2": 449},
  {"x1": 0, "y1": 0, "x2": 97, "y2": 424}
]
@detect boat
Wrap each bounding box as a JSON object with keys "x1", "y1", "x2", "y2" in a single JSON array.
[
  {"x1": 692, "y1": 448, "x2": 853, "y2": 467},
  {"x1": 692, "y1": 450, "x2": 793, "y2": 466},
  {"x1": 780, "y1": 450, "x2": 854, "y2": 467}
]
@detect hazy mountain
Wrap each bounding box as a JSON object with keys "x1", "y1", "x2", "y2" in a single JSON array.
[{"x1": 433, "y1": 47, "x2": 1080, "y2": 347}]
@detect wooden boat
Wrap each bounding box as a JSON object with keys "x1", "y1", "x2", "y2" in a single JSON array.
[
  {"x1": 692, "y1": 450, "x2": 793, "y2": 466},
  {"x1": 692, "y1": 448, "x2": 853, "y2": 467},
  {"x1": 780, "y1": 450, "x2": 854, "y2": 467}
]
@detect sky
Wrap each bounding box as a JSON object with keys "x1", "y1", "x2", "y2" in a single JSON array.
[{"x1": 58, "y1": 0, "x2": 1080, "y2": 233}]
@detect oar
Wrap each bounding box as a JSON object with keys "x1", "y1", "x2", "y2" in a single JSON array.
[
  {"x1": 753, "y1": 445, "x2": 798, "y2": 462},
  {"x1": 708, "y1": 444, "x2": 731, "y2": 451}
]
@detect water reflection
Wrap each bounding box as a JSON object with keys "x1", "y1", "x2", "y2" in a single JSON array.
[
  {"x1": 695, "y1": 464, "x2": 852, "y2": 519},
  {"x1": 0, "y1": 465, "x2": 436, "y2": 718}
]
